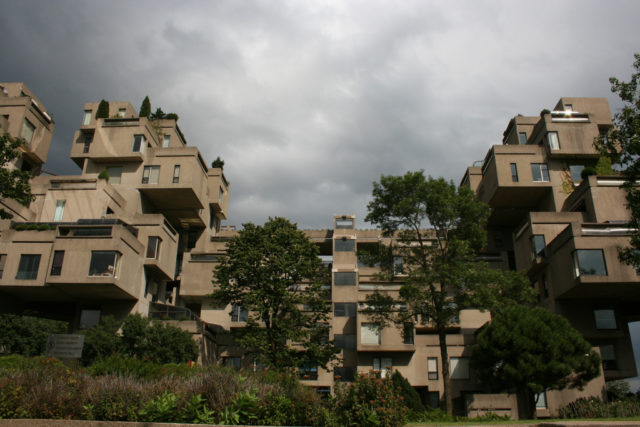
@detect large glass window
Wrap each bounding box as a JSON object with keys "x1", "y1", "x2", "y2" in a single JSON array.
[
  {"x1": 531, "y1": 234, "x2": 546, "y2": 258},
  {"x1": 531, "y1": 163, "x2": 550, "y2": 182},
  {"x1": 334, "y1": 271, "x2": 356, "y2": 286},
  {"x1": 336, "y1": 218, "x2": 354, "y2": 229},
  {"x1": 83, "y1": 110, "x2": 92, "y2": 125},
  {"x1": 428, "y1": 357, "x2": 438, "y2": 380},
  {"x1": 510, "y1": 163, "x2": 518, "y2": 182},
  {"x1": 163, "y1": 135, "x2": 170, "y2": 147},
  {"x1": 361, "y1": 323, "x2": 381, "y2": 345},
  {"x1": 16, "y1": 254, "x2": 41, "y2": 280},
  {"x1": 50, "y1": 250, "x2": 64, "y2": 276},
  {"x1": 518, "y1": 132, "x2": 527, "y2": 145},
  {"x1": 0, "y1": 254, "x2": 6, "y2": 279},
  {"x1": 231, "y1": 304, "x2": 248, "y2": 322},
  {"x1": 373, "y1": 357, "x2": 392, "y2": 378},
  {"x1": 547, "y1": 131, "x2": 560, "y2": 150},
  {"x1": 106, "y1": 166, "x2": 122, "y2": 184},
  {"x1": 172, "y1": 165, "x2": 180, "y2": 183},
  {"x1": 573, "y1": 249, "x2": 607, "y2": 276},
  {"x1": 403, "y1": 323, "x2": 414, "y2": 344},
  {"x1": 80, "y1": 309, "x2": 101, "y2": 329},
  {"x1": 570, "y1": 165, "x2": 585, "y2": 183},
  {"x1": 594, "y1": 309, "x2": 617, "y2": 330},
  {"x1": 335, "y1": 238, "x2": 355, "y2": 252},
  {"x1": 88, "y1": 251, "x2": 119, "y2": 277},
  {"x1": 334, "y1": 302, "x2": 357, "y2": 317},
  {"x1": 334, "y1": 334, "x2": 356, "y2": 350},
  {"x1": 132, "y1": 134, "x2": 146, "y2": 153},
  {"x1": 20, "y1": 119, "x2": 35, "y2": 143},
  {"x1": 146, "y1": 236, "x2": 161, "y2": 259},
  {"x1": 83, "y1": 133, "x2": 92, "y2": 153},
  {"x1": 53, "y1": 200, "x2": 65, "y2": 222},
  {"x1": 142, "y1": 166, "x2": 160, "y2": 184},
  {"x1": 450, "y1": 357, "x2": 470, "y2": 379}
]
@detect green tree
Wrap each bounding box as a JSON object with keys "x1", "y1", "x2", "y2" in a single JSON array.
[
  {"x1": 95, "y1": 99, "x2": 109, "y2": 119},
  {"x1": 80, "y1": 315, "x2": 123, "y2": 365},
  {"x1": 596, "y1": 53, "x2": 640, "y2": 268},
  {"x1": 471, "y1": 305, "x2": 601, "y2": 420},
  {"x1": 0, "y1": 314, "x2": 68, "y2": 356},
  {"x1": 150, "y1": 107, "x2": 165, "y2": 120},
  {"x1": 0, "y1": 134, "x2": 34, "y2": 219},
  {"x1": 211, "y1": 156, "x2": 225, "y2": 169},
  {"x1": 362, "y1": 172, "x2": 535, "y2": 414},
  {"x1": 211, "y1": 217, "x2": 337, "y2": 370},
  {"x1": 139, "y1": 96, "x2": 151, "y2": 118}
]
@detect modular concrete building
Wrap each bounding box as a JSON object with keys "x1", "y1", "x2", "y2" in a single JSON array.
[{"x1": 0, "y1": 87, "x2": 631, "y2": 417}]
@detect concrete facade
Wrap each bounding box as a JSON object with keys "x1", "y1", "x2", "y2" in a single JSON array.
[{"x1": 0, "y1": 88, "x2": 626, "y2": 417}]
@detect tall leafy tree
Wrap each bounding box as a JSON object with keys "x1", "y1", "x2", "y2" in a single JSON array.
[
  {"x1": 596, "y1": 53, "x2": 640, "y2": 268},
  {"x1": 211, "y1": 217, "x2": 337, "y2": 370},
  {"x1": 0, "y1": 134, "x2": 34, "y2": 219},
  {"x1": 139, "y1": 96, "x2": 151, "y2": 118},
  {"x1": 471, "y1": 305, "x2": 601, "y2": 419},
  {"x1": 95, "y1": 99, "x2": 109, "y2": 119},
  {"x1": 362, "y1": 172, "x2": 535, "y2": 414}
]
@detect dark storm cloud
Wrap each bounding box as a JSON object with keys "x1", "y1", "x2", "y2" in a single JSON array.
[{"x1": 2, "y1": 0, "x2": 640, "y2": 229}]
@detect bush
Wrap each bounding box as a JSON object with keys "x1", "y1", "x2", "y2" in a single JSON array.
[
  {"x1": 560, "y1": 396, "x2": 640, "y2": 418},
  {"x1": 391, "y1": 370, "x2": 425, "y2": 412},
  {"x1": 581, "y1": 166, "x2": 597, "y2": 180},
  {"x1": 211, "y1": 156, "x2": 224, "y2": 169},
  {"x1": 0, "y1": 315, "x2": 68, "y2": 357},
  {"x1": 333, "y1": 372, "x2": 408, "y2": 427},
  {"x1": 97, "y1": 170, "x2": 109, "y2": 181},
  {"x1": 80, "y1": 315, "x2": 122, "y2": 365}
]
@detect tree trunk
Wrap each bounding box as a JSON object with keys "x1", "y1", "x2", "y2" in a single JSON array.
[
  {"x1": 517, "y1": 389, "x2": 536, "y2": 420},
  {"x1": 438, "y1": 328, "x2": 453, "y2": 415}
]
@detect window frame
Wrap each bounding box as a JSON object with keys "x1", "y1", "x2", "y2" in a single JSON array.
[
  {"x1": 132, "y1": 134, "x2": 146, "y2": 153},
  {"x1": 361, "y1": 323, "x2": 381, "y2": 345},
  {"x1": 173, "y1": 165, "x2": 180, "y2": 184},
  {"x1": 427, "y1": 357, "x2": 438, "y2": 380},
  {"x1": 594, "y1": 309, "x2": 617, "y2": 330},
  {"x1": 20, "y1": 118, "x2": 35, "y2": 143},
  {"x1": 16, "y1": 254, "x2": 41, "y2": 280},
  {"x1": 334, "y1": 271, "x2": 356, "y2": 286},
  {"x1": 146, "y1": 236, "x2": 161, "y2": 259},
  {"x1": 547, "y1": 131, "x2": 560, "y2": 150},
  {"x1": 88, "y1": 251, "x2": 120, "y2": 277},
  {"x1": 518, "y1": 132, "x2": 527, "y2": 145},
  {"x1": 142, "y1": 165, "x2": 160, "y2": 184},
  {"x1": 53, "y1": 200, "x2": 66, "y2": 222},
  {"x1": 50, "y1": 250, "x2": 65, "y2": 276},
  {"x1": 573, "y1": 249, "x2": 608, "y2": 277},
  {"x1": 449, "y1": 357, "x2": 470, "y2": 380},
  {"x1": 334, "y1": 302, "x2": 357, "y2": 317},
  {"x1": 231, "y1": 304, "x2": 248, "y2": 322},
  {"x1": 335, "y1": 238, "x2": 355, "y2": 252},
  {"x1": 0, "y1": 254, "x2": 6, "y2": 279},
  {"x1": 373, "y1": 357, "x2": 393, "y2": 378},
  {"x1": 163, "y1": 134, "x2": 170, "y2": 147},
  {"x1": 83, "y1": 110, "x2": 92, "y2": 126},
  {"x1": 510, "y1": 163, "x2": 519, "y2": 182},
  {"x1": 531, "y1": 163, "x2": 550, "y2": 182},
  {"x1": 106, "y1": 166, "x2": 122, "y2": 185}
]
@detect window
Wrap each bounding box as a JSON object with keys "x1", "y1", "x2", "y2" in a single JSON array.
[
  {"x1": 531, "y1": 234, "x2": 546, "y2": 258},
  {"x1": 361, "y1": 323, "x2": 381, "y2": 345},
  {"x1": 335, "y1": 238, "x2": 355, "y2": 252},
  {"x1": 299, "y1": 362, "x2": 318, "y2": 380},
  {"x1": 104, "y1": 166, "x2": 122, "y2": 184},
  {"x1": 146, "y1": 236, "x2": 161, "y2": 259},
  {"x1": 223, "y1": 357, "x2": 241, "y2": 369},
  {"x1": 16, "y1": 254, "x2": 41, "y2": 280},
  {"x1": 163, "y1": 135, "x2": 170, "y2": 147},
  {"x1": 594, "y1": 309, "x2": 617, "y2": 330},
  {"x1": 334, "y1": 302, "x2": 357, "y2": 317},
  {"x1": 218, "y1": 186, "x2": 224, "y2": 203},
  {"x1": 20, "y1": 118, "x2": 35, "y2": 143},
  {"x1": 80, "y1": 309, "x2": 101, "y2": 329},
  {"x1": 231, "y1": 304, "x2": 248, "y2": 322},
  {"x1": 450, "y1": 357, "x2": 470, "y2": 379},
  {"x1": 510, "y1": 163, "x2": 519, "y2": 182},
  {"x1": 118, "y1": 108, "x2": 126, "y2": 118},
  {"x1": 50, "y1": 250, "x2": 64, "y2": 276},
  {"x1": 334, "y1": 334, "x2": 356, "y2": 349},
  {"x1": 570, "y1": 165, "x2": 585, "y2": 183},
  {"x1": 142, "y1": 166, "x2": 160, "y2": 184},
  {"x1": 132, "y1": 134, "x2": 146, "y2": 153},
  {"x1": 600, "y1": 344, "x2": 617, "y2": 370},
  {"x1": 393, "y1": 256, "x2": 404, "y2": 274},
  {"x1": 53, "y1": 200, "x2": 65, "y2": 222},
  {"x1": 427, "y1": 392, "x2": 440, "y2": 409},
  {"x1": 518, "y1": 132, "x2": 527, "y2": 145},
  {"x1": 83, "y1": 110, "x2": 92, "y2": 125},
  {"x1": 403, "y1": 323, "x2": 414, "y2": 344},
  {"x1": 334, "y1": 366, "x2": 355, "y2": 381},
  {"x1": 531, "y1": 163, "x2": 550, "y2": 182},
  {"x1": 573, "y1": 249, "x2": 607, "y2": 276},
  {"x1": 83, "y1": 133, "x2": 92, "y2": 153},
  {"x1": 564, "y1": 104, "x2": 573, "y2": 111},
  {"x1": 547, "y1": 131, "x2": 560, "y2": 150},
  {"x1": 173, "y1": 165, "x2": 180, "y2": 183},
  {"x1": 336, "y1": 218, "x2": 354, "y2": 229},
  {"x1": 428, "y1": 357, "x2": 438, "y2": 380},
  {"x1": 319, "y1": 255, "x2": 333, "y2": 269},
  {"x1": 373, "y1": 357, "x2": 392, "y2": 378},
  {"x1": 536, "y1": 392, "x2": 548, "y2": 409},
  {"x1": 88, "y1": 251, "x2": 119, "y2": 277},
  {"x1": 334, "y1": 271, "x2": 356, "y2": 286},
  {"x1": 0, "y1": 254, "x2": 6, "y2": 279}
]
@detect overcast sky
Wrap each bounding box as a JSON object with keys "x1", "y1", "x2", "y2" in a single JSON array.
[{"x1": 2, "y1": 0, "x2": 640, "y2": 230}]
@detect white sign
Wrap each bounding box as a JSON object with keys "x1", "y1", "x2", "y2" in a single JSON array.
[{"x1": 46, "y1": 334, "x2": 85, "y2": 358}]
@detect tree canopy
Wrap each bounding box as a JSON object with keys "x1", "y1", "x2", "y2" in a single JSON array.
[
  {"x1": 139, "y1": 96, "x2": 151, "y2": 118},
  {"x1": 0, "y1": 314, "x2": 68, "y2": 356},
  {"x1": 471, "y1": 304, "x2": 601, "y2": 419},
  {"x1": 0, "y1": 134, "x2": 34, "y2": 219},
  {"x1": 211, "y1": 217, "x2": 337, "y2": 371},
  {"x1": 95, "y1": 99, "x2": 109, "y2": 119},
  {"x1": 596, "y1": 53, "x2": 640, "y2": 268},
  {"x1": 362, "y1": 172, "x2": 535, "y2": 413}
]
